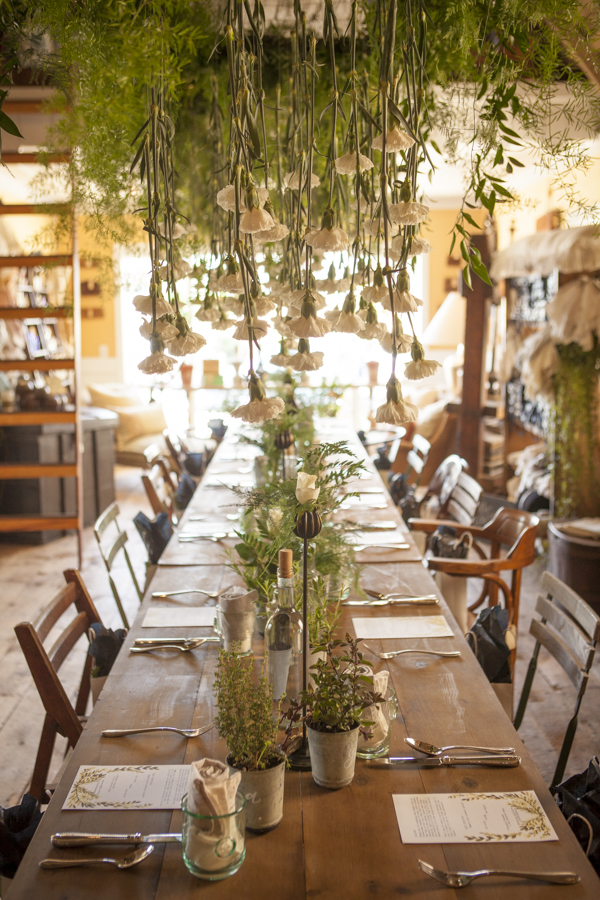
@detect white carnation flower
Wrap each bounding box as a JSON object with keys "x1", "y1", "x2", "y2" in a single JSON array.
[
  {"x1": 133, "y1": 293, "x2": 171, "y2": 317},
  {"x1": 389, "y1": 200, "x2": 429, "y2": 226},
  {"x1": 232, "y1": 318, "x2": 269, "y2": 341},
  {"x1": 404, "y1": 339, "x2": 442, "y2": 380},
  {"x1": 253, "y1": 220, "x2": 290, "y2": 244},
  {"x1": 335, "y1": 151, "x2": 374, "y2": 174},
  {"x1": 372, "y1": 127, "x2": 415, "y2": 152},
  {"x1": 285, "y1": 170, "x2": 320, "y2": 190},
  {"x1": 304, "y1": 226, "x2": 349, "y2": 252},
  {"x1": 138, "y1": 351, "x2": 176, "y2": 375},
  {"x1": 239, "y1": 206, "x2": 275, "y2": 235},
  {"x1": 375, "y1": 376, "x2": 418, "y2": 426}
]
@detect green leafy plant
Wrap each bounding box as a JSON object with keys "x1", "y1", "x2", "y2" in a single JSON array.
[
  {"x1": 214, "y1": 648, "x2": 281, "y2": 771},
  {"x1": 282, "y1": 635, "x2": 381, "y2": 738},
  {"x1": 553, "y1": 338, "x2": 600, "y2": 517}
]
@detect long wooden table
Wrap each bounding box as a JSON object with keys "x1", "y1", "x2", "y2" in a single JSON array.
[{"x1": 8, "y1": 426, "x2": 599, "y2": 899}]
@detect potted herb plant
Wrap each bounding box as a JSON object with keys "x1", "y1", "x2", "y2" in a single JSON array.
[
  {"x1": 283, "y1": 636, "x2": 381, "y2": 789},
  {"x1": 214, "y1": 648, "x2": 285, "y2": 833}
]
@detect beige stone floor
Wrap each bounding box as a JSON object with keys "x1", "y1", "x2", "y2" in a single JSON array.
[{"x1": 0, "y1": 473, "x2": 598, "y2": 810}]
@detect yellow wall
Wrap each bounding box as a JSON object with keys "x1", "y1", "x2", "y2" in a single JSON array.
[
  {"x1": 423, "y1": 207, "x2": 487, "y2": 324},
  {"x1": 78, "y1": 220, "x2": 117, "y2": 358}
]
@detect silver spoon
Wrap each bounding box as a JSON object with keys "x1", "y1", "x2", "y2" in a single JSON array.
[
  {"x1": 102, "y1": 723, "x2": 215, "y2": 738},
  {"x1": 406, "y1": 737, "x2": 514, "y2": 756},
  {"x1": 418, "y1": 859, "x2": 580, "y2": 888},
  {"x1": 40, "y1": 845, "x2": 154, "y2": 869},
  {"x1": 364, "y1": 590, "x2": 438, "y2": 602},
  {"x1": 362, "y1": 644, "x2": 461, "y2": 660},
  {"x1": 129, "y1": 639, "x2": 208, "y2": 653}
]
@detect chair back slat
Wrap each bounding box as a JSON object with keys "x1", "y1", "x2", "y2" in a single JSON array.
[
  {"x1": 484, "y1": 508, "x2": 538, "y2": 550},
  {"x1": 541, "y1": 571, "x2": 600, "y2": 641},
  {"x1": 529, "y1": 618, "x2": 586, "y2": 691},
  {"x1": 105, "y1": 529, "x2": 129, "y2": 572},
  {"x1": 94, "y1": 501, "x2": 120, "y2": 540},
  {"x1": 35, "y1": 583, "x2": 78, "y2": 643},
  {"x1": 406, "y1": 448, "x2": 425, "y2": 476},
  {"x1": 411, "y1": 433, "x2": 430, "y2": 457},
  {"x1": 450, "y1": 482, "x2": 480, "y2": 521},
  {"x1": 536, "y1": 594, "x2": 595, "y2": 670},
  {"x1": 447, "y1": 498, "x2": 473, "y2": 525},
  {"x1": 47, "y1": 611, "x2": 89, "y2": 673}
]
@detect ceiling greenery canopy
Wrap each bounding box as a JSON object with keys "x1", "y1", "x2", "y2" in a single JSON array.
[{"x1": 1, "y1": 0, "x2": 600, "y2": 420}]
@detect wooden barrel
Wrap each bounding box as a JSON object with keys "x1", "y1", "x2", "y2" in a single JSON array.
[{"x1": 548, "y1": 521, "x2": 600, "y2": 615}]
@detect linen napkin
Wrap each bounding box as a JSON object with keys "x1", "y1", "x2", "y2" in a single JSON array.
[
  {"x1": 218, "y1": 587, "x2": 258, "y2": 613},
  {"x1": 187, "y1": 758, "x2": 241, "y2": 818},
  {"x1": 186, "y1": 759, "x2": 243, "y2": 872},
  {"x1": 362, "y1": 670, "x2": 390, "y2": 745}
]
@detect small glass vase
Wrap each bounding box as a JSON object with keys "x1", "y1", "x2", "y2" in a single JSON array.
[
  {"x1": 181, "y1": 792, "x2": 246, "y2": 881},
  {"x1": 356, "y1": 687, "x2": 398, "y2": 758}
]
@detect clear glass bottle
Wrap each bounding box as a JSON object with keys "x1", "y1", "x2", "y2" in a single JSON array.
[{"x1": 265, "y1": 549, "x2": 303, "y2": 703}]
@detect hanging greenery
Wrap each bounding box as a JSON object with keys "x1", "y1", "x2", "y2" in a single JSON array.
[{"x1": 553, "y1": 338, "x2": 600, "y2": 518}]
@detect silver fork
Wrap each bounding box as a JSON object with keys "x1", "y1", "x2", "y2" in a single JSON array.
[
  {"x1": 363, "y1": 643, "x2": 461, "y2": 659},
  {"x1": 418, "y1": 859, "x2": 580, "y2": 888},
  {"x1": 40, "y1": 845, "x2": 154, "y2": 869},
  {"x1": 102, "y1": 723, "x2": 215, "y2": 738},
  {"x1": 129, "y1": 639, "x2": 208, "y2": 653}
]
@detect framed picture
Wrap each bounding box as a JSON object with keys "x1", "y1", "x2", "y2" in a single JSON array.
[
  {"x1": 22, "y1": 319, "x2": 48, "y2": 359},
  {"x1": 41, "y1": 319, "x2": 62, "y2": 355}
]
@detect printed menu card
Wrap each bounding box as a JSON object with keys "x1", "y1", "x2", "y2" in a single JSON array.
[
  {"x1": 64, "y1": 765, "x2": 189, "y2": 810},
  {"x1": 353, "y1": 615, "x2": 453, "y2": 640},
  {"x1": 393, "y1": 791, "x2": 558, "y2": 843}
]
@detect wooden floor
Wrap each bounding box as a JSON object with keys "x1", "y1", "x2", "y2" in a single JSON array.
[{"x1": 0, "y1": 470, "x2": 598, "y2": 809}]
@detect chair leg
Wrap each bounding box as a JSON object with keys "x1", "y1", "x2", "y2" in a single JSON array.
[
  {"x1": 108, "y1": 574, "x2": 130, "y2": 629},
  {"x1": 550, "y1": 712, "x2": 579, "y2": 793},
  {"x1": 513, "y1": 643, "x2": 541, "y2": 730},
  {"x1": 30, "y1": 713, "x2": 57, "y2": 804}
]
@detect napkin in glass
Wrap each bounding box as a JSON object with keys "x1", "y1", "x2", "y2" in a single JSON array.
[
  {"x1": 186, "y1": 758, "x2": 243, "y2": 872},
  {"x1": 362, "y1": 670, "x2": 390, "y2": 744}
]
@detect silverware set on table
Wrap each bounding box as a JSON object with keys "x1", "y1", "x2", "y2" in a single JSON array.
[
  {"x1": 102, "y1": 722, "x2": 215, "y2": 739},
  {"x1": 368, "y1": 734, "x2": 521, "y2": 768}
]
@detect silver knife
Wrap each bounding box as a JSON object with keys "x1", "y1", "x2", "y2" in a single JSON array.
[
  {"x1": 343, "y1": 597, "x2": 439, "y2": 606},
  {"x1": 367, "y1": 754, "x2": 521, "y2": 767},
  {"x1": 133, "y1": 637, "x2": 220, "y2": 645},
  {"x1": 52, "y1": 832, "x2": 182, "y2": 847}
]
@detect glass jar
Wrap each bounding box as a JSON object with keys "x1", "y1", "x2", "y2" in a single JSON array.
[
  {"x1": 264, "y1": 567, "x2": 303, "y2": 702},
  {"x1": 356, "y1": 687, "x2": 398, "y2": 758},
  {"x1": 181, "y1": 791, "x2": 246, "y2": 880}
]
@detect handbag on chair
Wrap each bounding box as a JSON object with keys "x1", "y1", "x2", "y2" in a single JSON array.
[{"x1": 428, "y1": 524, "x2": 472, "y2": 559}]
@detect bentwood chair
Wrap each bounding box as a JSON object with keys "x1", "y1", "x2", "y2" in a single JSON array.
[
  {"x1": 513, "y1": 571, "x2": 600, "y2": 792},
  {"x1": 409, "y1": 508, "x2": 539, "y2": 627},
  {"x1": 14, "y1": 570, "x2": 102, "y2": 803},
  {"x1": 94, "y1": 502, "x2": 143, "y2": 629}
]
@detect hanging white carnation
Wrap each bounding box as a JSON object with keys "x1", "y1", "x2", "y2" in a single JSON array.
[
  {"x1": 333, "y1": 291, "x2": 365, "y2": 334},
  {"x1": 288, "y1": 293, "x2": 331, "y2": 338},
  {"x1": 404, "y1": 339, "x2": 442, "y2": 380},
  {"x1": 372, "y1": 127, "x2": 415, "y2": 152},
  {"x1": 158, "y1": 259, "x2": 192, "y2": 281},
  {"x1": 335, "y1": 151, "x2": 374, "y2": 174},
  {"x1": 239, "y1": 186, "x2": 275, "y2": 234},
  {"x1": 232, "y1": 317, "x2": 270, "y2": 341},
  {"x1": 133, "y1": 293, "x2": 171, "y2": 318},
  {"x1": 164, "y1": 314, "x2": 207, "y2": 357},
  {"x1": 254, "y1": 220, "x2": 290, "y2": 244},
  {"x1": 375, "y1": 375, "x2": 418, "y2": 426},
  {"x1": 359, "y1": 303, "x2": 388, "y2": 340},
  {"x1": 380, "y1": 315, "x2": 413, "y2": 354},
  {"x1": 288, "y1": 338, "x2": 324, "y2": 371},
  {"x1": 216, "y1": 183, "x2": 268, "y2": 213},
  {"x1": 138, "y1": 351, "x2": 176, "y2": 375},
  {"x1": 285, "y1": 169, "x2": 320, "y2": 191},
  {"x1": 231, "y1": 372, "x2": 285, "y2": 424},
  {"x1": 139, "y1": 318, "x2": 179, "y2": 341}
]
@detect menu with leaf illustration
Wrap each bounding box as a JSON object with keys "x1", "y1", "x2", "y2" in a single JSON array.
[
  {"x1": 393, "y1": 792, "x2": 558, "y2": 843},
  {"x1": 63, "y1": 765, "x2": 190, "y2": 810}
]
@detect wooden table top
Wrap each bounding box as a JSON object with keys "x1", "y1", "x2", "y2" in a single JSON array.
[{"x1": 8, "y1": 426, "x2": 599, "y2": 899}]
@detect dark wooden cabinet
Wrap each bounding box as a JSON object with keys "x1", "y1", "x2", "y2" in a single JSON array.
[{"x1": 0, "y1": 407, "x2": 118, "y2": 542}]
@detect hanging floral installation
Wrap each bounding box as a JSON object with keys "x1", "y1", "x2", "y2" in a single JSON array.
[{"x1": 122, "y1": 0, "x2": 445, "y2": 425}]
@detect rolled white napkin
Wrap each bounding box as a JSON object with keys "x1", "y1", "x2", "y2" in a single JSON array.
[
  {"x1": 187, "y1": 758, "x2": 241, "y2": 817},
  {"x1": 362, "y1": 670, "x2": 391, "y2": 746},
  {"x1": 218, "y1": 587, "x2": 258, "y2": 612},
  {"x1": 185, "y1": 758, "x2": 243, "y2": 873}
]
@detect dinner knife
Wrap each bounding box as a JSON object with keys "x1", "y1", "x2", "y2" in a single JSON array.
[
  {"x1": 367, "y1": 754, "x2": 521, "y2": 767},
  {"x1": 343, "y1": 596, "x2": 439, "y2": 606},
  {"x1": 52, "y1": 832, "x2": 182, "y2": 847},
  {"x1": 133, "y1": 637, "x2": 220, "y2": 645}
]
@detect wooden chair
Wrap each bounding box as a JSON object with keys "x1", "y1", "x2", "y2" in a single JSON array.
[
  {"x1": 141, "y1": 456, "x2": 178, "y2": 522},
  {"x1": 14, "y1": 570, "x2": 102, "y2": 803},
  {"x1": 94, "y1": 502, "x2": 143, "y2": 628},
  {"x1": 409, "y1": 508, "x2": 539, "y2": 627},
  {"x1": 163, "y1": 430, "x2": 183, "y2": 476},
  {"x1": 513, "y1": 571, "x2": 600, "y2": 791},
  {"x1": 400, "y1": 432, "x2": 431, "y2": 488},
  {"x1": 391, "y1": 406, "x2": 459, "y2": 484}
]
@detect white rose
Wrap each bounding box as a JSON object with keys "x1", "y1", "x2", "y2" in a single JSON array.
[{"x1": 296, "y1": 472, "x2": 320, "y2": 505}]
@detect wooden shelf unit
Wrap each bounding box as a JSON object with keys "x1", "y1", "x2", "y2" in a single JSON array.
[{"x1": 0, "y1": 249, "x2": 83, "y2": 561}]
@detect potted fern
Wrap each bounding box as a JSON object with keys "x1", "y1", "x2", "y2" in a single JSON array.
[
  {"x1": 282, "y1": 636, "x2": 381, "y2": 789},
  {"x1": 214, "y1": 648, "x2": 285, "y2": 833}
]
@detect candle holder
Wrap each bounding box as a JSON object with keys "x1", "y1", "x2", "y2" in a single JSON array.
[{"x1": 287, "y1": 508, "x2": 322, "y2": 771}]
